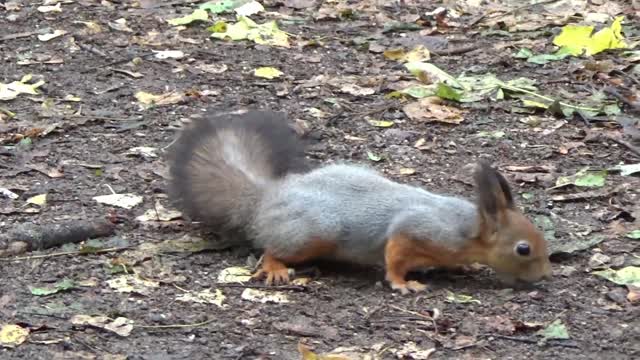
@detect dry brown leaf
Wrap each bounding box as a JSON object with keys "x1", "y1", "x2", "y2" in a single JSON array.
[{"x1": 403, "y1": 97, "x2": 464, "y2": 124}]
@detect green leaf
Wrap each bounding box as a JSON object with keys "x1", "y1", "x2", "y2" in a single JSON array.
[
  {"x1": 537, "y1": 319, "x2": 570, "y2": 340},
  {"x1": 514, "y1": 48, "x2": 533, "y2": 59},
  {"x1": 626, "y1": 230, "x2": 640, "y2": 239},
  {"x1": 167, "y1": 9, "x2": 209, "y2": 26},
  {"x1": 574, "y1": 170, "x2": 607, "y2": 187},
  {"x1": 553, "y1": 168, "x2": 607, "y2": 189},
  {"x1": 29, "y1": 278, "x2": 76, "y2": 296},
  {"x1": 404, "y1": 62, "x2": 462, "y2": 89},
  {"x1": 366, "y1": 151, "x2": 382, "y2": 162},
  {"x1": 435, "y1": 82, "x2": 462, "y2": 101},
  {"x1": 593, "y1": 266, "x2": 640, "y2": 287},
  {"x1": 399, "y1": 84, "x2": 437, "y2": 98}
]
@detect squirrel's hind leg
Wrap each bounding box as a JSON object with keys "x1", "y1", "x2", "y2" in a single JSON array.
[
  {"x1": 385, "y1": 234, "x2": 442, "y2": 295},
  {"x1": 251, "y1": 239, "x2": 337, "y2": 285}
]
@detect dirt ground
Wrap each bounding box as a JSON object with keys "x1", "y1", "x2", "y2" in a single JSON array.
[{"x1": 1, "y1": 1, "x2": 639, "y2": 359}]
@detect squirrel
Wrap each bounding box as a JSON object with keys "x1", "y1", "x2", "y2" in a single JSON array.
[{"x1": 167, "y1": 109, "x2": 552, "y2": 294}]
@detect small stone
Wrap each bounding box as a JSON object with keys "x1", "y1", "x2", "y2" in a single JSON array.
[
  {"x1": 588, "y1": 253, "x2": 610, "y2": 269},
  {"x1": 606, "y1": 288, "x2": 628, "y2": 305},
  {"x1": 558, "y1": 265, "x2": 577, "y2": 277}
]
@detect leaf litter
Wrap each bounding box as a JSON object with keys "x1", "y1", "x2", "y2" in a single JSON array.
[{"x1": 2, "y1": 0, "x2": 640, "y2": 358}]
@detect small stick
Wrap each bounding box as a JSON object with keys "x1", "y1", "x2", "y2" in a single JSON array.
[
  {"x1": 214, "y1": 283, "x2": 307, "y2": 292},
  {"x1": 0, "y1": 246, "x2": 131, "y2": 262}
]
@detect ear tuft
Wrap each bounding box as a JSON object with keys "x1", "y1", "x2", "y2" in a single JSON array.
[{"x1": 473, "y1": 161, "x2": 515, "y2": 217}]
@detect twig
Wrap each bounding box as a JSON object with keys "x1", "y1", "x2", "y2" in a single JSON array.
[
  {"x1": 432, "y1": 45, "x2": 480, "y2": 56},
  {"x1": 214, "y1": 283, "x2": 308, "y2": 292},
  {"x1": 0, "y1": 30, "x2": 42, "y2": 42},
  {"x1": 0, "y1": 246, "x2": 132, "y2": 261},
  {"x1": 603, "y1": 133, "x2": 640, "y2": 157},
  {"x1": 483, "y1": 334, "x2": 580, "y2": 348}
]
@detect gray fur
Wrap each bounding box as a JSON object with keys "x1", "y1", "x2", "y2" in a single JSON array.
[
  {"x1": 167, "y1": 109, "x2": 309, "y2": 235},
  {"x1": 170, "y1": 111, "x2": 481, "y2": 267},
  {"x1": 252, "y1": 164, "x2": 480, "y2": 265}
]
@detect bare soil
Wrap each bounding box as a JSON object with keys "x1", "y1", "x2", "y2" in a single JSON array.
[{"x1": 1, "y1": 1, "x2": 639, "y2": 360}]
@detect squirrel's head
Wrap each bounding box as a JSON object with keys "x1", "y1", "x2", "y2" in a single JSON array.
[{"x1": 473, "y1": 161, "x2": 552, "y2": 284}]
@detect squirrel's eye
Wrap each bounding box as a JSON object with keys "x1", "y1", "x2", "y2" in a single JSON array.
[{"x1": 515, "y1": 242, "x2": 531, "y2": 256}]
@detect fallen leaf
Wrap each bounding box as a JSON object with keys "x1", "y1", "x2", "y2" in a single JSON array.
[
  {"x1": 612, "y1": 163, "x2": 640, "y2": 176},
  {"x1": 0, "y1": 324, "x2": 29, "y2": 348},
  {"x1": 367, "y1": 151, "x2": 382, "y2": 162},
  {"x1": 537, "y1": 319, "x2": 570, "y2": 340},
  {"x1": 37, "y1": 29, "x2": 67, "y2": 41},
  {"x1": 217, "y1": 266, "x2": 253, "y2": 283},
  {"x1": 37, "y1": 3, "x2": 62, "y2": 13},
  {"x1": 593, "y1": 266, "x2": 640, "y2": 287},
  {"x1": 209, "y1": 16, "x2": 289, "y2": 48},
  {"x1": 235, "y1": 0, "x2": 264, "y2": 16},
  {"x1": 384, "y1": 45, "x2": 430, "y2": 63},
  {"x1": 435, "y1": 82, "x2": 462, "y2": 101},
  {"x1": 29, "y1": 278, "x2": 76, "y2": 296},
  {"x1": 552, "y1": 168, "x2": 607, "y2": 189},
  {"x1": 136, "y1": 201, "x2": 182, "y2": 223},
  {"x1": 405, "y1": 62, "x2": 460, "y2": 87},
  {"x1": 241, "y1": 288, "x2": 290, "y2": 304},
  {"x1": 26, "y1": 193, "x2": 47, "y2": 206},
  {"x1": 109, "y1": 18, "x2": 133, "y2": 33},
  {"x1": 298, "y1": 343, "x2": 352, "y2": 360},
  {"x1": 254, "y1": 67, "x2": 283, "y2": 79},
  {"x1": 340, "y1": 84, "x2": 375, "y2": 96},
  {"x1": 124, "y1": 146, "x2": 158, "y2": 159},
  {"x1": 134, "y1": 91, "x2": 185, "y2": 108},
  {"x1": 93, "y1": 193, "x2": 143, "y2": 209},
  {"x1": 445, "y1": 290, "x2": 481, "y2": 304},
  {"x1": 0, "y1": 75, "x2": 45, "y2": 101},
  {"x1": 167, "y1": 9, "x2": 209, "y2": 26},
  {"x1": 403, "y1": 97, "x2": 465, "y2": 124},
  {"x1": 627, "y1": 230, "x2": 640, "y2": 239},
  {"x1": 367, "y1": 119, "x2": 394, "y2": 128},
  {"x1": 393, "y1": 341, "x2": 436, "y2": 359},
  {"x1": 71, "y1": 315, "x2": 134, "y2": 337},
  {"x1": 153, "y1": 50, "x2": 185, "y2": 59},
  {"x1": 176, "y1": 289, "x2": 226, "y2": 308},
  {"x1": 106, "y1": 274, "x2": 159, "y2": 296},
  {"x1": 553, "y1": 16, "x2": 627, "y2": 56}
]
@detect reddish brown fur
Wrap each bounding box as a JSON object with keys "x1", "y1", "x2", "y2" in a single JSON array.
[{"x1": 252, "y1": 240, "x2": 338, "y2": 285}]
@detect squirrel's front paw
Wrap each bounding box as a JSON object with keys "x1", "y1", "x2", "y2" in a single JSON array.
[
  {"x1": 390, "y1": 280, "x2": 427, "y2": 295},
  {"x1": 251, "y1": 268, "x2": 292, "y2": 285}
]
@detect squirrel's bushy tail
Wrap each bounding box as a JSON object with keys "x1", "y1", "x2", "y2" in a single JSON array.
[{"x1": 167, "y1": 110, "x2": 309, "y2": 233}]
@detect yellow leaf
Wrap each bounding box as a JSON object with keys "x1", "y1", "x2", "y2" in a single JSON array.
[
  {"x1": 26, "y1": 194, "x2": 47, "y2": 206},
  {"x1": 0, "y1": 324, "x2": 29, "y2": 348},
  {"x1": 383, "y1": 48, "x2": 407, "y2": 61},
  {"x1": 585, "y1": 16, "x2": 627, "y2": 56},
  {"x1": 254, "y1": 67, "x2": 283, "y2": 79},
  {"x1": 552, "y1": 16, "x2": 627, "y2": 57},
  {"x1": 367, "y1": 119, "x2": 394, "y2": 127},
  {"x1": 384, "y1": 45, "x2": 430, "y2": 63},
  {"x1": 552, "y1": 24, "x2": 594, "y2": 56}
]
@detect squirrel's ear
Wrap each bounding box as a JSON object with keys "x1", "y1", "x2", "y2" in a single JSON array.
[{"x1": 474, "y1": 161, "x2": 515, "y2": 224}]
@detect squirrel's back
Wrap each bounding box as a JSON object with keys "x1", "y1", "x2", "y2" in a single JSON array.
[{"x1": 167, "y1": 110, "x2": 309, "y2": 233}]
